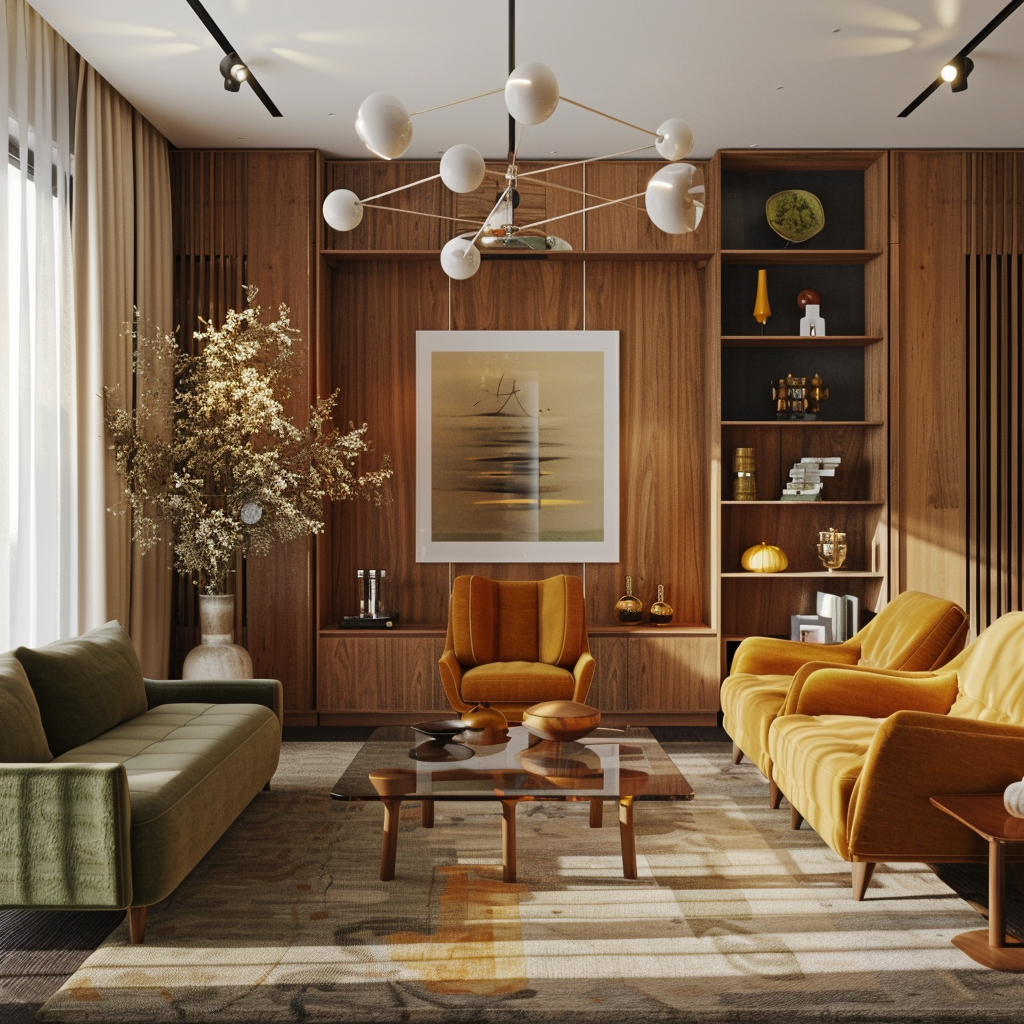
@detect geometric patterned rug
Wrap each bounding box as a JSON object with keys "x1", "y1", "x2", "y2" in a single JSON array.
[{"x1": 36, "y1": 742, "x2": 1021, "y2": 1023}]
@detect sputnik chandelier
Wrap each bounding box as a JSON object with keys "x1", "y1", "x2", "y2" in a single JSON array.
[{"x1": 322, "y1": 0, "x2": 704, "y2": 280}]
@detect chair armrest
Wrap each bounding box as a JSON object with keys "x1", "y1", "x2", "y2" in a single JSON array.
[
  {"x1": 848, "y1": 711, "x2": 1024, "y2": 859},
  {"x1": 730, "y1": 635, "x2": 860, "y2": 675},
  {"x1": 145, "y1": 679, "x2": 283, "y2": 729},
  {"x1": 572, "y1": 651, "x2": 597, "y2": 705},
  {"x1": 437, "y1": 650, "x2": 465, "y2": 712},
  {"x1": 792, "y1": 667, "x2": 958, "y2": 718},
  {"x1": 0, "y1": 763, "x2": 131, "y2": 908}
]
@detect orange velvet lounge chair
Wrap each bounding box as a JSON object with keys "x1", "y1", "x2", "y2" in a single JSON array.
[
  {"x1": 438, "y1": 574, "x2": 596, "y2": 723},
  {"x1": 721, "y1": 590, "x2": 968, "y2": 806}
]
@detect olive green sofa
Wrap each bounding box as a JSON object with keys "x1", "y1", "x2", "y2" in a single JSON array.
[{"x1": 0, "y1": 621, "x2": 282, "y2": 943}]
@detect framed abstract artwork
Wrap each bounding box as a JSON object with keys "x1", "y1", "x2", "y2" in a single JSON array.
[{"x1": 416, "y1": 330, "x2": 619, "y2": 563}]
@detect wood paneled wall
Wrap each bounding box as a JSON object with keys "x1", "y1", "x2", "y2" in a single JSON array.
[
  {"x1": 169, "y1": 150, "x2": 318, "y2": 714},
  {"x1": 892, "y1": 151, "x2": 1024, "y2": 636}
]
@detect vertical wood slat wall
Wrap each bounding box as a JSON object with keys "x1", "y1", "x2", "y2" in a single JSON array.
[
  {"x1": 169, "y1": 151, "x2": 319, "y2": 718},
  {"x1": 964, "y1": 153, "x2": 1024, "y2": 633}
]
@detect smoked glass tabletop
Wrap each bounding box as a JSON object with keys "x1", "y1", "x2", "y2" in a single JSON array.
[{"x1": 330, "y1": 725, "x2": 694, "y2": 803}]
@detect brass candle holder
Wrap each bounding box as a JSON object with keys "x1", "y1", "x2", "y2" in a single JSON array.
[{"x1": 816, "y1": 526, "x2": 847, "y2": 573}]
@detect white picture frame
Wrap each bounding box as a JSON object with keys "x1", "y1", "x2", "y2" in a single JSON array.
[{"x1": 416, "y1": 330, "x2": 620, "y2": 563}]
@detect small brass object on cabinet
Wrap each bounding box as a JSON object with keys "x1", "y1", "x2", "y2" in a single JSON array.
[
  {"x1": 817, "y1": 526, "x2": 847, "y2": 573},
  {"x1": 649, "y1": 585, "x2": 674, "y2": 625},
  {"x1": 614, "y1": 575, "x2": 644, "y2": 624},
  {"x1": 732, "y1": 447, "x2": 756, "y2": 500}
]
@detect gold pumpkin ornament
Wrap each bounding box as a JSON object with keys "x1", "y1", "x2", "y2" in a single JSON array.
[{"x1": 741, "y1": 541, "x2": 789, "y2": 573}]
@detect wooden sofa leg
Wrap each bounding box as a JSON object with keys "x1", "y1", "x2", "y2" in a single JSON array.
[
  {"x1": 852, "y1": 862, "x2": 876, "y2": 901},
  {"x1": 769, "y1": 778, "x2": 782, "y2": 810},
  {"x1": 263, "y1": 781, "x2": 271, "y2": 791},
  {"x1": 791, "y1": 806, "x2": 803, "y2": 830},
  {"x1": 127, "y1": 906, "x2": 147, "y2": 944},
  {"x1": 732, "y1": 742, "x2": 744, "y2": 765}
]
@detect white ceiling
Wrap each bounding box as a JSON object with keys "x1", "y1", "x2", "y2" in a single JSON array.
[{"x1": 25, "y1": 0, "x2": 1024, "y2": 160}]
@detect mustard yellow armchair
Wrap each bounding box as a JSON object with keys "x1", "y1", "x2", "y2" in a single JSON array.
[
  {"x1": 768, "y1": 611, "x2": 1024, "y2": 899},
  {"x1": 721, "y1": 590, "x2": 968, "y2": 805},
  {"x1": 438, "y1": 575, "x2": 596, "y2": 723}
]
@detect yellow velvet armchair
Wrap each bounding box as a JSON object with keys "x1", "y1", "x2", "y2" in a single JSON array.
[
  {"x1": 768, "y1": 611, "x2": 1024, "y2": 900},
  {"x1": 721, "y1": 590, "x2": 968, "y2": 805},
  {"x1": 438, "y1": 574, "x2": 596, "y2": 722}
]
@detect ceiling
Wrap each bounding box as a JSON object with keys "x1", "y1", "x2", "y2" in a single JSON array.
[{"x1": 25, "y1": 0, "x2": 1024, "y2": 160}]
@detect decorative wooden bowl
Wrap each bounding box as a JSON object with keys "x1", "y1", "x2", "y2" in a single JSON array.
[{"x1": 522, "y1": 700, "x2": 601, "y2": 742}]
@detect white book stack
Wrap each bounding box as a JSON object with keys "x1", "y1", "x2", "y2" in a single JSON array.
[{"x1": 781, "y1": 456, "x2": 841, "y2": 501}]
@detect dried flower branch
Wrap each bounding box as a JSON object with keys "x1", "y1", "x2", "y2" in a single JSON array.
[{"x1": 105, "y1": 288, "x2": 391, "y2": 592}]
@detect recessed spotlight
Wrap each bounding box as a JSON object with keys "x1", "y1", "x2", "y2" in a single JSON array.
[
  {"x1": 749, "y1": 143, "x2": 760, "y2": 148},
  {"x1": 831, "y1": 27, "x2": 841, "y2": 33},
  {"x1": 776, "y1": 86, "x2": 784, "y2": 90},
  {"x1": 328, "y1": 112, "x2": 335, "y2": 117}
]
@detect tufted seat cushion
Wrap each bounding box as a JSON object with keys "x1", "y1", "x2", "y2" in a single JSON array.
[
  {"x1": 719, "y1": 673, "x2": 791, "y2": 778},
  {"x1": 54, "y1": 702, "x2": 280, "y2": 907}
]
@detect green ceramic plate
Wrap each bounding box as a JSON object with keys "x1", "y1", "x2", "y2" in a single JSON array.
[{"x1": 765, "y1": 189, "x2": 824, "y2": 243}]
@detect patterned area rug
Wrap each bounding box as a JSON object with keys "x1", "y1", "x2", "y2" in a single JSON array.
[{"x1": 37, "y1": 742, "x2": 1019, "y2": 1023}]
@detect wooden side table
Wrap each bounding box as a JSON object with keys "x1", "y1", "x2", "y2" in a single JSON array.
[{"x1": 931, "y1": 794, "x2": 1024, "y2": 971}]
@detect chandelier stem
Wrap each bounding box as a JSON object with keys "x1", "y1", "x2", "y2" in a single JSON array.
[
  {"x1": 516, "y1": 190, "x2": 646, "y2": 231},
  {"x1": 363, "y1": 174, "x2": 441, "y2": 203},
  {"x1": 407, "y1": 89, "x2": 504, "y2": 117},
  {"x1": 560, "y1": 97, "x2": 661, "y2": 138}
]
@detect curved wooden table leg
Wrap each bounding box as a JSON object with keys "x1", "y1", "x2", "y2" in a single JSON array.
[
  {"x1": 501, "y1": 799, "x2": 517, "y2": 883},
  {"x1": 380, "y1": 798, "x2": 402, "y2": 881},
  {"x1": 619, "y1": 797, "x2": 637, "y2": 879},
  {"x1": 589, "y1": 798, "x2": 603, "y2": 828},
  {"x1": 421, "y1": 799, "x2": 434, "y2": 828}
]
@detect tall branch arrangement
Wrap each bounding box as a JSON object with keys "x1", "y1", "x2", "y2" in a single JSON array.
[{"x1": 106, "y1": 290, "x2": 391, "y2": 592}]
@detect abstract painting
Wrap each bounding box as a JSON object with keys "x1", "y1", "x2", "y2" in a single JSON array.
[{"x1": 416, "y1": 331, "x2": 619, "y2": 562}]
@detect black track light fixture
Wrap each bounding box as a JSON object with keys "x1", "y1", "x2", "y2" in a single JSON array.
[
  {"x1": 184, "y1": 0, "x2": 282, "y2": 117},
  {"x1": 898, "y1": 0, "x2": 1023, "y2": 117},
  {"x1": 219, "y1": 52, "x2": 249, "y2": 92}
]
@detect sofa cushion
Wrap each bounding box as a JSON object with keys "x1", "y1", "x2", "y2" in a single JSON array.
[
  {"x1": 720, "y1": 672, "x2": 791, "y2": 778},
  {"x1": 55, "y1": 701, "x2": 281, "y2": 907},
  {"x1": 15, "y1": 621, "x2": 148, "y2": 757},
  {"x1": 0, "y1": 652, "x2": 53, "y2": 763}
]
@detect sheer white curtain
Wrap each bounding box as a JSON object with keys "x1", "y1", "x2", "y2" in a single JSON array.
[{"x1": 1, "y1": 0, "x2": 76, "y2": 651}]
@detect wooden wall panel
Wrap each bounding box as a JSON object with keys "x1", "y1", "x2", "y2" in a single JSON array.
[{"x1": 891, "y1": 152, "x2": 967, "y2": 609}]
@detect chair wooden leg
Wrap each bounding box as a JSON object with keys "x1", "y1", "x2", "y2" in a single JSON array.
[
  {"x1": 127, "y1": 906, "x2": 147, "y2": 944},
  {"x1": 791, "y1": 806, "x2": 803, "y2": 830},
  {"x1": 732, "y1": 742, "x2": 744, "y2": 765},
  {"x1": 769, "y1": 778, "x2": 782, "y2": 810},
  {"x1": 852, "y1": 862, "x2": 876, "y2": 901}
]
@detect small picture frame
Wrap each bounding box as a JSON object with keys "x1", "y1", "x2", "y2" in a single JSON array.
[{"x1": 791, "y1": 613, "x2": 833, "y2": 644}]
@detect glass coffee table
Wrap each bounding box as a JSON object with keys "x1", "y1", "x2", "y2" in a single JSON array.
[{"x1": 331, "y1": 725, "x2": 693, "y2": 882}]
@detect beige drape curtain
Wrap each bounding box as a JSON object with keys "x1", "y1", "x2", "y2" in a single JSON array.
[{"x1": 73, "y1": 65, "x2": 173, "y2": 677}]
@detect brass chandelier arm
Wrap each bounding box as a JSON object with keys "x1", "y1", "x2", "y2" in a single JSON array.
[
  {"x1": 407, "y1": 88, "x2": 505, "y2": 117},
  {"x1": 560, "y1": 97, "x2": 660, "y2": 138},
  {"x1": 517, "y1": 173, "x2": 645, "y2": 213},
  {"x1": 516, "y1": 190, "x2": 646, "y2": 231},
  {"x1": 358, "y1": 202, "x2": 482, "y2": 226},
  {"x1": 516, "y1": 144, "x2": 656, "y2": 178},
  {"x1": 363, "y1": 174, "x2": 441, "y2": 204}
]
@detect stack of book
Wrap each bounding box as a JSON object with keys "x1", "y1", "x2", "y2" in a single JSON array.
[{"x1": 781, "y1": 456, "x2": 841, "y2": 501}]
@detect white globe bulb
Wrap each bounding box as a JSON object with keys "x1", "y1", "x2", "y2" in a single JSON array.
[
  {"x1": 440, "y1": 236, "x2": 482, "y2": 280},
  {"x1": 355, "y1": 92, "x2": 413, "y2": 160},
  {"x1": 504, "y1": 61, "x2": 559, "y2": 125},
  {"x1": 645, "y1": 163, "x2": 705, "y2": 235},
  {"x1": 322, "y1": 189, "x2": 363, "y2": 232},
  {"x1": 440, "y1": 144, "x2": 486, "y2": 194},
  {"x1": 655, "y1": 118, "x2": 695, "y2": 162}
]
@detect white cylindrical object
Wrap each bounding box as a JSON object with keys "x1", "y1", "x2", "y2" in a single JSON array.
[
  {"x1": 1005, "y1": 779, "x2": 1024, "y2": 817},
  {"x1": 440, "y1": 144, "x2": 486, "y2": 194},
  {"x1": 355, "y1": 92, "x2": 413, "y2": 159},
  {"x1": 654, "y1": 118, "x2": 694, "y2": 161},
  {"x1": 440, "y1": 236, "x2": 482, "y2": 280},
  {"x1": 505, "y1": 61, "x2": 559, "y2": 125},
  {"x1": 322, "y1": 189, "x2": 364, "y2": 232},
  {"x1": 645, "y1": 163, "x2": 705, "y2": 235}
]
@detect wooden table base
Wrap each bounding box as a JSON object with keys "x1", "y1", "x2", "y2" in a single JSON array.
[
  {"x1": 376, "y1": 796, "x2": 641, "y2": 882},
  {"x1": 951, "y1": 930, "x2": 1024, "y2": 971}
]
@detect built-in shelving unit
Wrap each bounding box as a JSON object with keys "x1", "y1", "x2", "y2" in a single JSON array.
[{"x1": 716, "y1": 151, "x2": 889, "y2": 656}]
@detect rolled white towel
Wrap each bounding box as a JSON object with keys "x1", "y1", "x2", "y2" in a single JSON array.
[{"x1": 1004, "y1": 779, "x2": 1024, "y2": 818}]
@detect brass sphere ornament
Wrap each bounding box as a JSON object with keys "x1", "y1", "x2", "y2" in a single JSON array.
[
  {"x1": 614, "y1": 575, "x2": 644, "y2": 624},
  {"x1": 649, "y1": 584, "x2": 674, "y2": 625}
]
